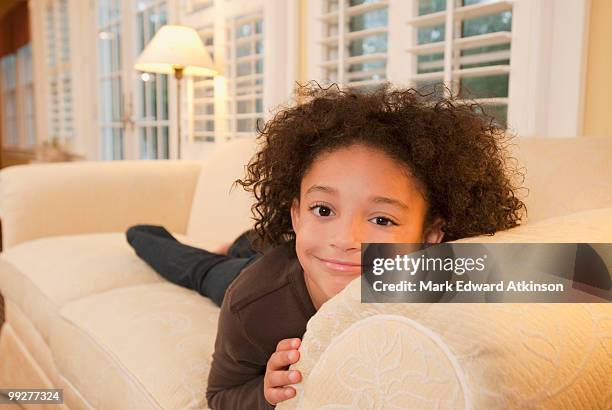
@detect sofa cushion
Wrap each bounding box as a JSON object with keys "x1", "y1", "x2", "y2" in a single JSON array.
[
  {"x1": 51, "y1": 282, "x2": 219, "y2": 410},
  {"x1": 0, "y1": 232, "x2": 165, "y2": 344},
  {"x1": 186, "y1": 138, "x2": 258, "y2": 250}
]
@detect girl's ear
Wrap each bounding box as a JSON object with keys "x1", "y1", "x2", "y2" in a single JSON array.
[
  {"x1": 290, "y1": 198, "x2": 300, "y2": 233},
  {"x1": 423, "y1": 217, "x2": 445, "y2": 244}
]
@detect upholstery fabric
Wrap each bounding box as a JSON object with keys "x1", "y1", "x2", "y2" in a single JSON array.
[
  {"x1": 1, "y1": 298, "x2": 62, "y2": 390},
  {"x1": 0, "y1": 320, "x2": 90, "y2": 410},
  {"x1": 186, "y1": 139, "x2": 259, "y2": 250},
  {"x1": 0, "y1": 233, "x2": 165, "y2": 344},
  {"x1": 53, "y1": 282, "x2": 219, "y2": 410},
  {"x1": 455, "y1": 207, "x2": 612, "y2": 244},
  {"x1": 279, "y1": 282, "x2": 611, "y2": 409},
  {"x1": 1, "y1": 137, "x2": 611, "y2": 410},
  {"x1": 0, "y1": 324, "x2": 64, "y2": 410},
  {"x1": 512, "y1": 137, "x2": 612, "y2": 224},
  {"x1": 0, "y1": 160, "x2": 202, "y2": 249},
  {"x1": 278, "y1": 209, "x2": 612, "y2": 410}
]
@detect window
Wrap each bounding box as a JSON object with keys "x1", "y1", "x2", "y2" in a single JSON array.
[
  {"x1": 193, "y1": 26, "x2": 215, "y2": 142},
  {"x1": 320, "y1": 0, "x2": 389, "y2": 90},
  {"x1": 1, "y1": 44, "x2": 36, "y2": 148},
  {"x1": 135, "y1": 0, "x2": 170, "y2": 159},
  {"x1": 97, "y1": 0, "x2": 124, "y2": 160},
  {"x1": 188, "y1": 0, "x2": 213, "y2": 13},
  {"x1": 45, "y1": 0, "x2": 73, "y2": 141},
  {"x1": 19, "y1": 44, "x2": 36, "y2": 147},
  {"x1": 94, "y1": 0, "x2": 171, "y2": 160},
  {"x1": 408, "y1": 0, "x2": 512, "y2": 127},
  {"x1": 1, "y1": 55, "x2": 17, "y2": 146},
  {"x1": 226, "y1": 12, "x2": 264, "y2": 139},
  {"x1": 310, "y1": 0, "x2": 514, "y2": 128}
]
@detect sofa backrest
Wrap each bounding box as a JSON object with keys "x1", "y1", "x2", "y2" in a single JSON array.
[
  {"x1": 511, "y1": 136, "x2": 612, "y2": 224},
  {"x1": 186, "y1": 138, "x2": 258, "y2": 249},
  {"x1": 185, "y1": 136, "x2": 612, "y2": 249}
]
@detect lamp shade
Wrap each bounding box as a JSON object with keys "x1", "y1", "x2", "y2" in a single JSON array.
[{"x1": 134, "y1": 25, "x2": 216, "y2": 77}]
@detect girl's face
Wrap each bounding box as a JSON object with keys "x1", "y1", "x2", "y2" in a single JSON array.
[{"x1": 291, "y1": 143, "x2": 445, "y2": 309}]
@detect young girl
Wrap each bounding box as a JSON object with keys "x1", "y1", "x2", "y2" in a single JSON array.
[{"x1": 204, "y1": 83, "x2": 526, "y2": 409}]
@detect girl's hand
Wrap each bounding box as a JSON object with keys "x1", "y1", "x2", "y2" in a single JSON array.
[{"x1": 263, "y1": 338, "x2": 302, "y2": 405}]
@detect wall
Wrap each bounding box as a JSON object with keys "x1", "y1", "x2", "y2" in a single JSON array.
[
  {"x1": 582, "y1": 0, "x2": 612, "y2": 137},
  {"x1": 298, "y1": 0, "x2": 308, "y2": 85}
]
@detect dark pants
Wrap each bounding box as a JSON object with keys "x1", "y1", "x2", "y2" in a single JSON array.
[{"x1": 126, "y1": 225, "x2": 261, "y2": 307}]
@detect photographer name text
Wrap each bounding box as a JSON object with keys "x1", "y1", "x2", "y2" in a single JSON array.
[{"x1": 372, "y1": 280, "x2": 564, "y2": 293}]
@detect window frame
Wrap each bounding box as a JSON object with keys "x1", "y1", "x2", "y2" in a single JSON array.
[
  {"x1": 191, "y1": 25, "x2": 216, "y2": 142},
  {"x1": 317, "y1": 0, "x2": 391, "y2": 88},
  {"x1": 0, "y1": 54, "x2": 19, "y2": 147},
  {"x1": 132, "y1": 0, "x2": 172, "y2": 160},
  {"x1": 187, "y1": 0, "x2": 214, "y2": 14},
  {"x1": 179, "y1": 0, "x2": 299, "y2": 150},
  {"x1": 407, "y1": 0, "x2": 513, "y2": 128},
  {"x1": 225, "y1": 12, "x2": 265, "y2": 139},
  {"x1": 306, "y1": 0, "x2": 591, "y2": 138},
  {"x1": 44, "y1": 0, "x2": 74, "y2": 143},
  {"x1": 30, "y1": 0, "x2": 99, "y2": 158}
]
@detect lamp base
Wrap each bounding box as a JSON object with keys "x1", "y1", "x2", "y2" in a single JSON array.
[{"x1": 174, "y1": 67, "x2": 184, "y2": 160}]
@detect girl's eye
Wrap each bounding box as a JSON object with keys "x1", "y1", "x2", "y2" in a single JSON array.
[
  {"x1": 369, "y1": 216, "x2": 397, "y2": 227},
  {"x1": 310, "y1": 204, "x2": 334, "y2": 217}
]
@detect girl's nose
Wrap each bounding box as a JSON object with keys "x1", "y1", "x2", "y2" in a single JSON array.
[{"x1": 331, "y1": 218, "x2": 363, "y2": 252}]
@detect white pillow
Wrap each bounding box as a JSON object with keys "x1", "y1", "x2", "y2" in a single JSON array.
[{"x1": 185, "y1": 139, "x2": 259, "y2": 249}]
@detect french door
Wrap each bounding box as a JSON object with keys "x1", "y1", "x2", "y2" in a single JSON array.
[{"x1": 96, "y1": 0, "x2": 171, "y2": 160}]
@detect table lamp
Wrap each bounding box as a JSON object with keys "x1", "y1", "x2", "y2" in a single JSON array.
[{"x1": 134, "y1": 25, "x2": 217, "y2": 159}]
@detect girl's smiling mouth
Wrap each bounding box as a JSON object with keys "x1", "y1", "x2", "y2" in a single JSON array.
[{"x1": 314, "y1": 256, "x2": 362, "y2": 273}]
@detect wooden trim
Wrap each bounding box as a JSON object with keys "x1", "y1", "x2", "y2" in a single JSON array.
[
  {"x1": 0, "y1": 0, "x2": 30, "y2": 58},
  {"x1": 1, "y1": 146, "x2": 36, "y2": 168},
  {"x1": 0, "y1": 291, "x2": 4, "y2": 333}
]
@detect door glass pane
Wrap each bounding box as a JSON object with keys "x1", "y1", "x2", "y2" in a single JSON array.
[
  {"x1": 160, "y1": 74, "x2": 168, "y2": 120},
  {"x1": 139, "y1": 127, "x2": 147, "y2": 159},
  {"x1": 150, "y1": 126, "x2": 158, "y2": 159},
  {"x1": 135, "y1": 1, "x2": 169, "y2": 159},
  {"x1": 97, "y1": 0, "x2": 124, "y2": 160},
  {"x1": 102, "y1": 127, "x2": 113, "y2": 159},
  {"x1": 47, "y1": 0, "x2": 73, "y2": 141},
  {"x1": 160, "y1": 126, "x2": 169, "y2": 158}
]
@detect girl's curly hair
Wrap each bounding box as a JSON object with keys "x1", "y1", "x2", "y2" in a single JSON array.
[{"x1": 234, "y1": 82, "x2": 526, "y2": 250}]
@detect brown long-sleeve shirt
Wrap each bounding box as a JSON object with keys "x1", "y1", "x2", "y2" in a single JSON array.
[{"x1": 206, "y1": 241, "x2": 317, "y2": 409}]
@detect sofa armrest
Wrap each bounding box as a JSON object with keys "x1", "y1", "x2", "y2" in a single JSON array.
[
  {"x1": 0, "y1": 160, "x2": 202, "y2": 249},
  {"x1": 280, "y1": 279, "x2": 612, "y2": 409}
]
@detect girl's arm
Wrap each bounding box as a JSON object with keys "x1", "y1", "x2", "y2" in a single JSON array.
[{"x1": 206, "y1": 287, "x2": 274, "y2": 410}]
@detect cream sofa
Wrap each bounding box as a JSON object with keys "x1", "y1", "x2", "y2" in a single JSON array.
[{"x1": 0, "y1": 137, "x2": 610, "y2": 409}]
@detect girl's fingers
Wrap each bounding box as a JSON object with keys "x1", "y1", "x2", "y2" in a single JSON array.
[
  {"x1": 265, "y1": 386, "x2": 296, "y2": 405},
  {"x1": 267, "y1": 369, "x2": 302, "y2": 388},
  {"x1": 267, "y1": 349, "x2": 300, "y2": 370},
  {"x1": 264, "y1": 338, "x2": 302, "y2": 405},
  {"x1": 276, "y1": 338, "x2": 301, "y2": 352}
]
